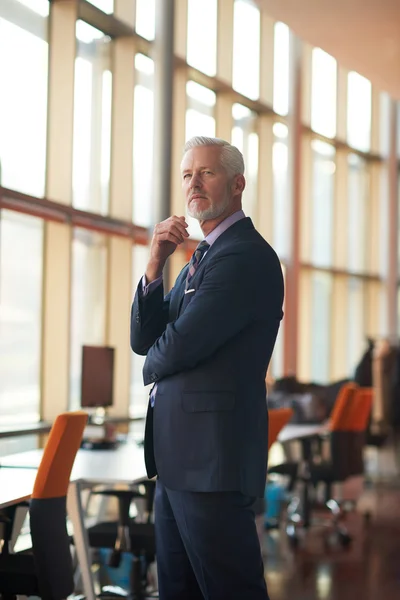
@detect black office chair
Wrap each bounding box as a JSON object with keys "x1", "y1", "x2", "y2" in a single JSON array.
[
  {"x1": 0, "y1": 411, "x2": 88, "y2": 600},
  {"x1": 81, "y1": 480, "x2": 157, "y2": 600}
]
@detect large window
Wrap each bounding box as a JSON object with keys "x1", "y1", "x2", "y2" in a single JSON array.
[
  {"x1": 136, "y1": 0, "x2": 155, "y2": 40},
  {"x1": 70, "y1": 229, "x2": 107, "y2": 410},
  {"x1": 347, "y1": 154, "x2": 369, "y2": 272},
  {"x1": 130, "y1": 244, "x2": 151, "y2": 418},
  {"x1": 310, "y1": 140, "x2": 335, "y2": 267},
  {"x1": 310, "y1": 272, "x2": 332, "y2": 382},
  {"x1": 311, "y1": 48, "x2": 337, "y2": 138},
  {"x1": 347, "y1": 72, "x2": 372, "y2": 152},
  {"x1": 72, "y1": 21, "x2": 112, "y2": 214},
  {"x1": 133, "y1": 54, "x2": 155, "y2": 227},
  {"x1": 232, "y1": 0, "x2": 260, "y2": 101},
  {"x1": 0, "y1": 210, "x2": 43, "y2": 424},
  {"x1": 86, "y1": 0, "x2": 113, "y2": 13},
  {"x1": 186, "y1": 81, "x2": 216, "y2": 239},
  {"x1": 272, "y1": 122, "x2": 289, "y2": 259},
  {"x1": 232, "y1": 104, "x2": 258, "y2": 221},
  {"x1": 273, "y1": 22, "x2": 290, "y2": 116},
  {"x1": 0, "y1": 3, "x2": 48, "y2": 196},
  {"x1": 187, "y1": 0, "x2": 217, "y2": 76}
]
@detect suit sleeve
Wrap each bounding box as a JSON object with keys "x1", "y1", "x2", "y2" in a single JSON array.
[
  {"x1": 130, "y1": 278, "x2": 171, "y2": 356},
  {"x1": 142, "y1": 249, "x2": 283, "y2": 385}
]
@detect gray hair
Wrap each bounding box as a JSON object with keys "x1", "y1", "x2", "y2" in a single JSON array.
[{"x1": 183, "y1": 136, "x2": 245, "y2": 179}]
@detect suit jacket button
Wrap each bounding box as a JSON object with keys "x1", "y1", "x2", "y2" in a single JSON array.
[
  {"x1": 150, "y1": 372, "x2": 157, "y2": 382},
  {"x1": 135, "y1": 313, "x2": 140, "y2": 323}
]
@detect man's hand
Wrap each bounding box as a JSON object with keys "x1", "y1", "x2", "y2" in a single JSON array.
[{"x1": 145, "y1": 216, "x2": 189, "y2": 282}]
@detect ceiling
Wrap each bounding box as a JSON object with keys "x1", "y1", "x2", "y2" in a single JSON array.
[{"x1": 259, "y1": 0, "x2": 400, "y2": 100}]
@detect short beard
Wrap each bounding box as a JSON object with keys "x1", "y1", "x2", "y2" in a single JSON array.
[{"x1": 188, "y1": 192, "x2": 231, "y2": 221}]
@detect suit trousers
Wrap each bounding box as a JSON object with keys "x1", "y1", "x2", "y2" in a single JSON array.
[{"x1": 154, "y1": 479, "x2": 269, "y2": 600}]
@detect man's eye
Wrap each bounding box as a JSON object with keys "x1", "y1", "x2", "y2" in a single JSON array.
[{"x1": 183, "y1": 174, "x2": 191, "y2": 179}]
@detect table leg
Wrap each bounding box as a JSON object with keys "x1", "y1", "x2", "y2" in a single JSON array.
[{"x1": 67, "y1": 481, "x2": 96, "y2": 600}]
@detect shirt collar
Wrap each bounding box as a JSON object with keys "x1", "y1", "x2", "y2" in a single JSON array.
[{"x1": 204, "y1": 210, "x2": 246, "y2": 247}]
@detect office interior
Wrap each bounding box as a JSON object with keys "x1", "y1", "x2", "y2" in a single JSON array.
[{"x1": 0, "y1": 1, "x2": 400, "y2": 599}]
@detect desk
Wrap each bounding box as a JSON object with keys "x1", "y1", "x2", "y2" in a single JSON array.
[
  {"x1": 1, "y1": 442, "x2": 147, "y2": 600},
  {"x1": 0, "y1": 468, "x2": 37, "y2": 509},
  {"x1": 278, "y1": 423, "x2": 327, "y2": 444}
]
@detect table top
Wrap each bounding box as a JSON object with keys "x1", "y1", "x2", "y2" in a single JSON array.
[
  {"x1": 0, "y1": 468, "x2": 37, "y2": 509},
  {"x1": 0, "y1": 441, "x2": 147, "y2": 485},
  {"x1": 277, "y1": 423, "x2": 328, "y2": 444}
]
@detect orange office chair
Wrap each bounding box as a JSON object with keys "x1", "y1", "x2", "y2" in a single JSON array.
[
  {"x1": 268, "y1": 408, "x2": 294, "y2": 450},
  {"x1": 0, "y1": 410, "x2": 88, "y2": 600},
  {"x1": 267, "y1": 408, "x2": 298, "y2": 490},
  {"x1": 286, "y1": 382, "x2": 359, "y2": 547}
]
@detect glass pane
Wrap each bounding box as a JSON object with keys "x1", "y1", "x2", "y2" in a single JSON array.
[
  {"x1": 270, "y1": 264, "x2": 285, "y2": 379},
  {"x1": 0, "y1": 210, "x2": 43, "y2": 425},
  {"x1": 185, "y1": 82, "x2": 216, "y2": 239},
  {"x1": 232, "y1": 104, "x2": 258, "y2": 220},
  {"x1": 0, "y1": 13, "x2": 48, "y2": 196},
  {"x1": 273, "y1": 22, "x2": 290, "y2": 116},
  {"x1": 311, "y1": 48, "x2": 337, "y2": 138},
  {"x1": 311, "y1": 272, "x2": 332, "y2": 382},
  {"x1": 70, "y1": 229, "x2": 107, "y2": 410},
  {"x1": 131, "y1": 244, "x2": 151, "y2": 419},
  {"x1": 310, "y1": 140, "x2": 335, "y2": 267},
  {"x1": 136, "y1": 0, "x2": 155, "y2": 40},
  {"x1": 187, "y1": 0, "x2": 217, "y2": 76},
  {"x1": 347, "y1": 154, "x2": 368, "y2": 272},
  {"x1": 347, "y1": 71, "x2": 372, "y2": 152},
  {"x1": 86, "y1": 0, "x2": 113, "y2": 13},
  {"x1": 73, "y1": 22, "x2": 112, "y2": 214},
  {"x1": 272, "y1": 123, "x2": 289, "y2": 258},
  {"x1": 133, "y1": 54, "x2": 155, "y2": 227},
  {"x1": 347, "y1": 277, "x2": 365, "y2": 374},
  {"x1": 15, "y1": 0, "x2": 49, "y2": 16},
  {"x1": 232, "y1": 0, "x2": 260, "y2": 101}
]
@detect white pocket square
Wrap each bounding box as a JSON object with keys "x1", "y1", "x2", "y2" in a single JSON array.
[{"x1": 184, "y1": 289, "x2": 196, "y2": 295}]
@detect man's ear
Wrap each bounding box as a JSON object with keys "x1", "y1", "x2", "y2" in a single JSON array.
[{"x1": 232, "y1": 174, "x2": 246, "y2": 194}]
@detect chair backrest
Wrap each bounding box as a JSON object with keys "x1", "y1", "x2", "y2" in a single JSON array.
[
  {"x1": 329, "y1": 382, "x2": 358, "y2": 431},
  {"x1": 349, "y1": 387, "x2": 373, "y2": 432},
  {"x1": 268, "y1": 408, "x2": 293, "y2": 450},
  {"x1": 30, "y1": 411, "x2": 88, "y2": 600},
  {"x1": 328, "y1": 383, "x2": 358, "y2": 480}
]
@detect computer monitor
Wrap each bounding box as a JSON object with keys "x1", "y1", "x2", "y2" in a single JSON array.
[{"x1": 80, "y1": 345, "x2": 115, "y2": 410}]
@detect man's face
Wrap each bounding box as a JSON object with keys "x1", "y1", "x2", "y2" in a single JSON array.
[{"x1": 181, "y1": 146, "x2": 233, "y2": 221}]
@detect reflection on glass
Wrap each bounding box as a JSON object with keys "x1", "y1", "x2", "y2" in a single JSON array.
[
  {"x1": 70, "y1": 229, "x2": 107, "y2": 410},
  {"x1": 73, "y1": 22, "x2": 112, "y2": 214},
  {"x1": 273, "y1": 22, "x2": 290, "y2": 116},
  {"x1": 232, "y1": 104, "x2": 258, "y2": 220},
  {"x1": 133, "y1": 54, "x2": 154, "y2": 227},
  {"x1": 272, "y1": 124, "x2": 289, "y2": 258},
  {"x1": 131, "y1": 244, "x2": 151, "y2": 418},
  {"x1": 233, "y1": 0, "x2": 260, "y2": 100},
  {"x1": 187, "y1": 0, "x2": 217, "y2": 76},
  {"x1": 311, "y1": 272, "x2": 332, "y2": 382},
  {"x1": 348, "y1": 154, "x2": 368, "y2": 272},
  {"x1": 0, "y1": 16, "x2": 48, "y2": 196},
  {"x1": 311, "y1": 48, "x2": 337, "y2": 138},
  {"x1": 347, "y1": 71, "x2": 372, "y2": 152},
  {"x1": 0, "y1": 211, "x2": 43, "y2": 425},
  {"x1": 136, "y1": 0, "x2": 155, "y2": 40},
  {"x1": 311, "y1": 140, "x2": 335, "y2": 267}
]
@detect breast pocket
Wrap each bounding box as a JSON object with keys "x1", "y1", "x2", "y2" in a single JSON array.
[{"x1": 180, "y1": 288, "x2": 197, "y2": 312}]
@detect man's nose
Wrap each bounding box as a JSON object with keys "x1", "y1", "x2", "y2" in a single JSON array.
[{"x1": 190, "y1": 173, "x2": 202, "y2": 189}]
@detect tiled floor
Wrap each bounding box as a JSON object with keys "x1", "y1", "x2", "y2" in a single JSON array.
[{"x1": 264, "y1": 482, "x2": 400, "y2": 600}]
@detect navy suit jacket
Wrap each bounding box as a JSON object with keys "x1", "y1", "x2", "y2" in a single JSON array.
[{"x1": 130, "y1": 217, "x2": 284, "y2": 497}]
